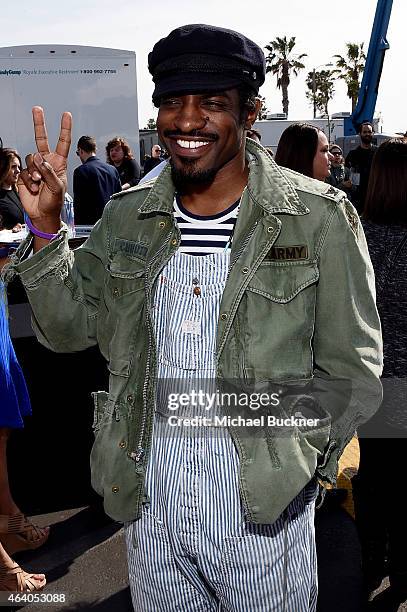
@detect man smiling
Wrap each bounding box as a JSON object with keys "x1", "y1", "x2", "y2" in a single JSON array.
[{"x1": 10, "y1": 24, "x2": 382, "y2": 612}]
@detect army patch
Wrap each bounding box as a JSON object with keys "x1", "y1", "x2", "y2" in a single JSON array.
[
  {"x1": 345, "y1": 207, "x2": 359, "y2": 237},
  {"x1": 114, "y1": 238, "x2": 148, "y2": 258},
  {"x1": 324, "y1": 185, "x2": 337, "y2": 196},
  {"x1": 266, "y1": 245, "x2": 309, "y2": 261}
]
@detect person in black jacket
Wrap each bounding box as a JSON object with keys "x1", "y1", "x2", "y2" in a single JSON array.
[
  {"x1": 354, "y1": 138, "x2": 407, "y2": 607},
  {"x1": 345, "y1": 121, "x2": 377, "y2": 214},
  {"x1": 0, "y1": 148, "x2": 24, "y2": 230},
  {"x1": 73, "y1": 135, "x2": 121, "y2": 225},
  {"x1": 106, "y1": 137, "x2": 141, "y2": 190},
  {"x1": 142, "y1": 144, "x2": 164, "y2": 176}
]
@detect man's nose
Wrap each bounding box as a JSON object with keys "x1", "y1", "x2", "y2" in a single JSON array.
[{"x1": 173, "y1": 98, "x2": 208, "y2": 133}]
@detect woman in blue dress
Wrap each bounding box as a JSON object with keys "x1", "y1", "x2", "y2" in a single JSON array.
[{"x1": 0, "y1": 237, "x2": 47, "y2": 590}]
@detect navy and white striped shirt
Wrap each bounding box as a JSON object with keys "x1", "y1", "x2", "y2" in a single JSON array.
[{"x1": 173, "y1": 195, "x2": 239, "y2": 256}]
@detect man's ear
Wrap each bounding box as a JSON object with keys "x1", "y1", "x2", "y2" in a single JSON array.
[{"x1": 245, "y1": 98, "x2": 262, "y2": 130}]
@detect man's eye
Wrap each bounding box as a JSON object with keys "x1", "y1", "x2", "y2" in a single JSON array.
[
  {"x1": 160, "y1": 98, "x2": 180, "y2": 107},
  {"x1": 203, "y1": 100, "x2": 225, "y2": 109}
]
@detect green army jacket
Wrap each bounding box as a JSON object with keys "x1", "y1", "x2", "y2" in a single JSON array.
[{"x1": 5, "y1": 140, "x2": 383, "y2": 524}]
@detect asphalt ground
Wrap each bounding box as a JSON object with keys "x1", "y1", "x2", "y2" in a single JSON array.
[
  {"x1": 5, "y1": 327, "x2": 406, "y2": 611},
  {"x1": 2, "y1": 495, "x2": 405, "y2": 612}
]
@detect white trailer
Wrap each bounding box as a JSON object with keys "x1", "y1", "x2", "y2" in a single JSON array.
[
  {"x1": 253, "y1": 115, "x2": 382, "y2": 155},
  {"x1": 253, "y1": 117, "x2": 346, "y2": 153},
  {"x1": 0, "y1": 45, "x2": 139, "y2": 194}
]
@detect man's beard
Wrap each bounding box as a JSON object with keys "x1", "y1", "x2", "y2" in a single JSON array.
[
  {"x1": 361, "y1": 135, "x2": 373, "y2": 145},
  {"x1": 170, "y1": 158, "x2": 218, "y2": 192}
]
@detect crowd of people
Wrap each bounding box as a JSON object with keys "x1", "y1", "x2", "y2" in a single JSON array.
[
  {"x1": 0, "y1": 21, "x2": 406, "y2": 612},
  {"x1": 0, "y1": 135, "x2": 168, "y2": 231}
]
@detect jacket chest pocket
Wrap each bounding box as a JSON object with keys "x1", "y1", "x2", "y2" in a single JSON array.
[
  {"x1": 240, "y1": 262, "x2": 319, "y2": 380},
  {"x1": 99, "y1": 252, "x2": 146, "y2": 377},
  {"x1": 248, "y1": 260, "x2": 319, "y2": 303}
]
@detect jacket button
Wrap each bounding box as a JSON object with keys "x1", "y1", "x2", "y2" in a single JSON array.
[
  {"x1": 127, "y1": 395, "x2": 134, "y2": 403},
  {"x1": 220, "y1": 313, "x2": 228, "y2": 321},
  {"x1": 159, "y1": 221, "x2": 166, "y2": 228},
  {"x1": 119, "y1": 440, "x2": 127, "y2": 449},
  {"x1": 242, "y1": 267, "x2": 249, "y2": 274},
  {"x1": 112, "y1": 486, "x2": 120, "y2": 493},
  {"x1": 267, "y1": 227, "x2": 273, "y2": 234},
  {"x1": 113, "y1": 287, "x2": 120, "y2": 297},
  {"x1": 171, "y1": 239, "x2": 178, "y2": 246}
]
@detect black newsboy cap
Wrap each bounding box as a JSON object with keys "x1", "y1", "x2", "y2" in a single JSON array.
[{"x1": 149, "y1": 24, "x2": 265, "y2": 104}]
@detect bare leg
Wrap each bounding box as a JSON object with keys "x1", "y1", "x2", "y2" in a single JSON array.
[
  {"x1": 0, "y1": 542, "x2": 46, "y2": 591},
  {"x1": 0, "y1": 541, "x2": 19, "y2": 569},
  {"x1": 0, "y1": 428, "x2": 49, "y2": 553},
  {"x1": 0, "y1": 429, "x2": 20, "y2": 515}
]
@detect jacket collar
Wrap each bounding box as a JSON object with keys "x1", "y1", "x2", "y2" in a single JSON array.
[
  {"x1": 138, "y1": 139, "x2": 308, "y2": 216},
  {"x1": 245, "y1": 139, "x2": 308, "y2": 215}
]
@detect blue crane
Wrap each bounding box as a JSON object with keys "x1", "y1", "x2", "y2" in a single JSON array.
[{"x1": 344, "y1": 0, "x2": 393, "y2": 136}]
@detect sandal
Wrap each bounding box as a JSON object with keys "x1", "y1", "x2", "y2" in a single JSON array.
[
  {"x1": 0, "y1": 514, "x2": 49, "y2": 555},
  {"x1": 0, "y1": 562, "x2": 46, "y2": 592}
]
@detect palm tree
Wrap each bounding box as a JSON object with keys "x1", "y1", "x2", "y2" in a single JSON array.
[
  {"x1": 264, "y1": 36, "x2": 307, "y2": 117},
  {"x1": 306, "y1": 69, "x2": 335, "y2": 140},
  {"x1": 333, "y1": 43, "x2": 366, "y2": 112},
  {"x1": 305, "y1": 69, "x2": 335, "y2": 118},
  {"x1": 145, "y1": 118, "x2": 157, "y2": 130},
  {"x1": 257, "y1": 95, "x2": 269, "y2": 120}
]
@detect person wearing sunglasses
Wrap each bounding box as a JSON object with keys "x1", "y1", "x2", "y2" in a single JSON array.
[{"x1": 326, "y1": 145, "x2": 353, "y2": 200}]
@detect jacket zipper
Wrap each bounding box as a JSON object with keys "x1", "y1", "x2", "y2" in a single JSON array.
[{"x1": 228, "y1": 220, "x2": 259, "y2": 273}]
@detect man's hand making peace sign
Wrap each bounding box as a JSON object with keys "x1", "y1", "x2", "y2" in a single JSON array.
[{"x1": 18, "y1": 107, "x2": 72, "y2": 250}]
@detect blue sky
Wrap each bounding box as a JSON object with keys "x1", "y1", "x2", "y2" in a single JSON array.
[{"x1": 2, "y1": 0, "x2": 405, "y2": 134}]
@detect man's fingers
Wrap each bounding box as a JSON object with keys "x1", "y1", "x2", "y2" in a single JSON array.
[
  {"x1": 55, "y1": 112, "x2": 72, "y2": 158},
  {"x1": 32, "y1": 106, "x2": 71, "y2": 159},
  {"x1": 32, "y1": 106, "x2": 51, "y2": 156},
  {"x1": 19, "y1": 168, "x2": 39, "y2": 194},
  {"x1": 32, "y1": 152, "x2": 64, "y2": 194},
  {"x1": 25, "y1": 153, "x2": 42, "y2": 182}
]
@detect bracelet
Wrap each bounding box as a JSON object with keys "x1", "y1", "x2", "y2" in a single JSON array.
[{"x1": 26, "y1": 216, "x2": 60, "y2": 241}]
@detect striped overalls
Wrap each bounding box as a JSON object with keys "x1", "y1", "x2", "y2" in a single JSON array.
[{"x1": 125, "y1": 250, "x2": 318, "y2": 611}]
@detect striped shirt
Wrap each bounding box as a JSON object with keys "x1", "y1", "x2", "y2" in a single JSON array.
[{"x1": 173, "y1": 195, "x2": 239, "y2": 256}]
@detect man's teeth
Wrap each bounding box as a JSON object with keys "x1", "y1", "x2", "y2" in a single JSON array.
[{"x1": 176, "y1": 140, "x2": 210, "y2": 149}]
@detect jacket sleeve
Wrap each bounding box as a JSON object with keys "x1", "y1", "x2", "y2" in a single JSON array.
[
  {"x1": 113, "y1": 169, "x2": 122, "y2": 194},
  {"x1": 4, "y1": 204, "x2": 111, "y2": 353},
  {"x1": 73, "y1": 166, "x2": 85, "y2": 209},
  {"x1": 344, "y1": 150, "x2": 354, "y2": 169},
  {"x1": 312, "y1": 197, "x2": 383, "y2": 483},
  {"x1": 127, "y1": 159, "x2": 141, "y2": 187},
  {"x1": 0, "y1": 201, "x2": 16, "y2": 229}
]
